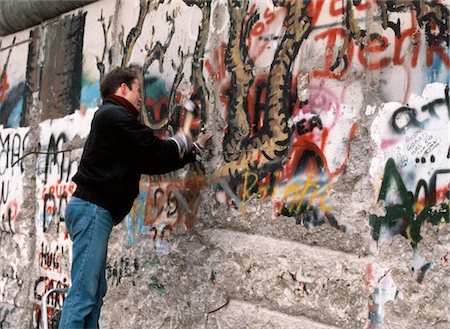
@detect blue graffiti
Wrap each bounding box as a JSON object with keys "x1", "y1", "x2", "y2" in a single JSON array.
[{"x1": 80, "y1": 81, "x2": 101, "y2": 108}]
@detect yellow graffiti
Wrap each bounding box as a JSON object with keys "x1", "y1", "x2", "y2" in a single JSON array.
[{"x1": 241, "y1": 170, "x2": 333, "y2": 214}]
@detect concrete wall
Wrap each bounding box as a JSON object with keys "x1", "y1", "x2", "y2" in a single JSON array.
[{"x1": 0, "y1": 0, "x2": 448, "y2": 328}]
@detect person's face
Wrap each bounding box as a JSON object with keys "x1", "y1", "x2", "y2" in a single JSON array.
[{"x1": 119, "y1": 78, "x2": 142, "y2": 111}]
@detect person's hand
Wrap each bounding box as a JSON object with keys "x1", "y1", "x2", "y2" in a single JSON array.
[
  {"x1": 193, "y1": 131, "x2": 212, "y2": 155},
  {"x1": 196, "y1": 131, "x2": 212, "y2": 147}
]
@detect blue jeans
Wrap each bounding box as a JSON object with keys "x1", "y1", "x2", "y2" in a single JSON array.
[{"x1": 59, "y1": 197, "x2": 113, "y2": 329}]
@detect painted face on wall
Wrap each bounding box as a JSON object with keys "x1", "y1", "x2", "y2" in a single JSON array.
[{"x1": 121, "y1": 78, "x2": 142, "y2": 111}]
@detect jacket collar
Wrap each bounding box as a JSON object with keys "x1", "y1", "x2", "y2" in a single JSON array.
[{"x1": 104, "y1": 94, "x2": 140, "y2": 119}]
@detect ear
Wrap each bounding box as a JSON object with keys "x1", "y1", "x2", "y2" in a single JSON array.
[{"x1": 119, "y1": 83, "x2": 128, "y2": 96}]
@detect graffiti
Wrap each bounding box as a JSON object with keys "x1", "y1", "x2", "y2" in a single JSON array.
[
  {"x1": 95, "y1": 9, "x2": 112, "y2": 81},
  {"x1": 34, "y1": 276, "x2": 69, "y2": 306},
  {"x1": 139, "y1": 4, "x2": 206, "y2": 136},
  {"x1": 33, "y1": 275, "x2": 68, "y2": 329},
  {"x1": 0, "y1": 129, "x2": 28, "y2": 233},
  {"x1": 215, "y1": 123, "x2": 353, "y2": 229},
  {"x1": 366, "y1": 263, "x2": 398, "y2": 329},
  {"x1": 379, "y1": 0, "x2": 449, "y2": 47},
  {"x1": 127, "y1": 169, "x2": 206, "y2": 245},
  {"x1": 0, "y1": 265, "x2": 24, "y2": 304},
  {"x1": 0, "y1": 305, "x2": 13, "y2": 328},
  {"x1": 39, "y1": 12, "x2": 86, "y2": 121},
  {"x1": 246, "y1": 4, "x2": 287, "y2": 64},
  {"x1": 0, "y1": 37, "x2": 25, "y2": 128},
  {"x1": 0, "y1": 68, "x2": 10, "y2": 104},
  {"x1": 34, "y1": 303, "x2": 61, "y2": 329},
  {"x1": 37, "y1": 242, "x2": 68, "y2": 273},
  {"x1": 106, "y1": 257, "x2": 139, "y2": 287},
  {"x1": 37, "y1": 133, "x2": 76, "y2": 185},
  {"x1": 0, "y1": 199, "x2": 19, "y2": 234},
  {"x1": 0, "y1": 130, "x2": 29, "y2": 174},
  {"x1": 143, "y1": 75, "x2": 176, "y2": 136},
  {"x1": 142, "y1": 11, "x2": 176, "y2": 74},
  {"x1": 214, "y1": 63, "x2": 355, "y2": 227},
  {"x1": 0, "y1": 82, "x2": 26, "y2": 128},
  {"x1": 34, "y1": 296, "x2": 65, "y2": 329},
  {"x1": 369, "y1": 158, "x2": 449, "y2": 248},
  {"x1": 308, "y1": 1, "x2": 449, "y2": 80},
  {"x1": 390, "y1": 85, "x2": 449, "y2": 133},
  {"x1": 186, "y1": 1, "x2": 211, "y2": 128},
  {"x1": 221, "y1": 1, "x2": 311, "y2": 169},
  {"x1": 40, "y1": 179, "x2": 74, "y2": 234},
  {"x1": 295, "y1": 115, "x2": 323, "y2": 136},
  {"x1": 121, "y1": 0, "x2": 163, "y2": 68}
]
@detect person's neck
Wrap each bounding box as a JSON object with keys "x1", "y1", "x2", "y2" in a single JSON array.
[{"x1": 105, "y1": 94, "x2": 139, "y2": 119}]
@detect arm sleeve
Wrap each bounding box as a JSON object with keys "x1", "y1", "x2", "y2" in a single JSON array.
[{"x1": 110, "y1": 109, "x2": 194, "y2": 175}]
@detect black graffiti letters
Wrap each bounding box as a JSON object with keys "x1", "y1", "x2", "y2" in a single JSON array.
[
  {"x1": 391, "y1": 87, "x2": 449, "y2": 133},
  {"x1": 0, "y1": 131, "x2": 28, "y2": 175},
  {"x1": 296, "y1": 115, "x2": 323, "y2": 136}
]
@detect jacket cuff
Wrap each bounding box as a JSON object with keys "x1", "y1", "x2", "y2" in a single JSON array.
[{"x1": 169, "y1": 134, "x2": 193, "y2": 159}]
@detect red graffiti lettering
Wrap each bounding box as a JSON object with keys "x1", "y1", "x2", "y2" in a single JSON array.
[
  {"x1": 251, "y1": 22, "x2": 265, "y2": 36},
  {"x1": 0, "y1": 70, "x2": 10, "y2": 102},
  {"x1": 248, "y1": 6, "x2": 286, "y2": 63},
  {"x1": 205, "y1": 42, "x2": 227, "y2": 83},
  {"x1": 314, "y1": 24, "x2": 449, "y2": 79},
  {"x1": 427, "y1": 45, "x2": 450, "y2": 67},
  {"x1": 263, "y1": 7, "x2": 276, "y2": 25},
  {"x1": 307, "y1": 0, "x2": 326, "y2": 27},
  {"x1": 329, "y1": 0, "x2": 345, "y2": 16},
  {"x1": 313, "y1": 28, "x2": 354, "y2": 79},
  {"x1": 358, "y1": 34, "x2": 391, "y2": 70}
]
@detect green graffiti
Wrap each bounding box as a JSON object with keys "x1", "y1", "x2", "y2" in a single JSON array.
[
  {"x1": 370, "y1": 158, "x2": 449, "y2": 247},
  {"x1": 148, "y1": 276, "x2": 165, "y2": 295}
]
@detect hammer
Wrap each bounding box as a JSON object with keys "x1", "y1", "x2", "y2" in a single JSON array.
[{"x1": 182, "y1": 98, "x2": 197, "y2": 134}]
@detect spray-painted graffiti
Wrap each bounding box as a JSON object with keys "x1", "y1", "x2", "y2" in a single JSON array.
[
  {"x1": 0, "y1": 265, "x2": 24, "y2": 307},
  {"x1": 0, "y1": 36, "x2": 28, "y2": 128},
  {"x1": 37, "y1": 241, "x2": 69, "y2": 273},
  {"x1": 366, "y1": 82, "x2": 449, "y2": 328},
  {"x1": 369, "y1": 82, "x2": 449, "y2": 287},
  {"x1": 39, "y1": 13, "x2": 86, "y2": 122},
  {"x1": 307, "y1": 0, "x2": 449, "y2": 81},
  {"x1": 126, "y1": 168, "x2": 206, "y2": 247},
  {"x1": 203, "y1": 1, "x2": 360, "y2": 230},
  {"x1": 33, "y1": 276, "x2": 69, "y2": 329},
  {"x1": 33, "y1": 111, "x2": 95, "y2": 328},
  {"x1": 366, "y1": 263, "x2": 398, "y2": 329},
  {"x1": 106, "y1": 257, "x2": 139, "y2": 287},
  {"x1": 369, "y1": 158, "x2": 449, "y2": 248},
  {"x1": 390, "y1": 85, "x2": 449, "y2": 133},
  {"x1": 40, "y1": 179, "x2": 75, "y2": 235},
  {"x1": 0, "y1": 128, "x2": 29, "y2": 233},
  {"x1": 36, "y1": 133, "x2": 77, "y2": 185}
]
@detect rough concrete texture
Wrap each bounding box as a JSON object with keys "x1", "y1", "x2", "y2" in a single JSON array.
[{"x1": 0, "y1": 0, "x2": 449, "y2": 328}]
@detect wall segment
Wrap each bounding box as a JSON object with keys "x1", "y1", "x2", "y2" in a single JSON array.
[{"x1": 0, "y1": 0, "x2": 448, "y2": 328}]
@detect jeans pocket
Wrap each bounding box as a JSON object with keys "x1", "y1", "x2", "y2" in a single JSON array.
[{"x1": 66, "y1": 198, "x2": 95, "y2": 241}]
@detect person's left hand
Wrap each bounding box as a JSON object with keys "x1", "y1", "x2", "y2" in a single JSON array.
[
  {"x1": 196, "y1": 131, "x2": 212, "y2": 147},
  {"x1": 193, "y1": 131, "x2": 212, "y2": 155}
]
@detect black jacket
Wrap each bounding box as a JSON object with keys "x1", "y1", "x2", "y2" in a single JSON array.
[{"x1": 72, "y1": 97, "x2": 194, "y2": 225}]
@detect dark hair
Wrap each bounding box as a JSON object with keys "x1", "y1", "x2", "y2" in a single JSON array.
[{"x1": 100, "y1": 67, "x2": 139, "y2": 99}]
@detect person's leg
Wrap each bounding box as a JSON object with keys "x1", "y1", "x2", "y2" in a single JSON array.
[
  {"x1": 85, "y1": 238, "x2": 108, "y2": 328},
  {"x1": 59, "y1": 198, "x2": 113, "y2": 329}
]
